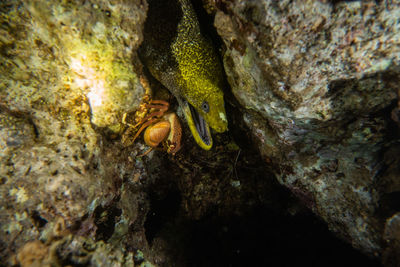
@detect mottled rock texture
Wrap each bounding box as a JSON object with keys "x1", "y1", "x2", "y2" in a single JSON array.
[
  {"x1": 210, "y1": 0, "x2": 400, "y2": 259},
  {"x1": 0, "y1": 0, "x2": 150, "y2": 265}
]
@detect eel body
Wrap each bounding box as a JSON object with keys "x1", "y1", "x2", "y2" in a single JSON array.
[{"x1": 139, "y1": 0, "x2": 228, "y2": 150}]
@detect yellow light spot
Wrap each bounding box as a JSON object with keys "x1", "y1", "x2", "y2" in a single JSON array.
[
  {"x1": 69, "y1": 56, "x2": 107, "y2": 109},
  {"x1": 87, "y1": 80, "x2": 106, "y2": 108}
]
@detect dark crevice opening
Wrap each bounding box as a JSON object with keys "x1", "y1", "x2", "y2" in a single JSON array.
[
  {"x1": 149, "y1": 203, "x2": 383, "y2": 267},
  {"x1": 93, "y1": 203, "x2": 122, "y2": 241},
  {"x1": 144, "y1": 190, "x2": 181, "y2": 244},
  {"x1": 31, "y1": 210, "x2": 48, "y2": 228}
]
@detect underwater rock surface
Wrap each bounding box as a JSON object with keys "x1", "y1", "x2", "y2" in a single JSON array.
[
  {"x1": 0, "y1": 0, "x2": 151, "y2": 265},
  {"x1": 1, "y1": 0, "x2": 399, "y2": 266},
  {"x1": 211, "y1": 0, "x2": 400, "y2": 259}
]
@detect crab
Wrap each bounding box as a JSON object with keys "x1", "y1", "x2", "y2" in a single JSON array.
[{"x1": 122, "y1": 99, "x2": 182, "y2": 156}]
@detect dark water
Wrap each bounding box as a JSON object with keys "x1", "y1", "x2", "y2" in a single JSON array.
[{"x1": 145, "y1": 190, "x2": 382, "y2": 267}]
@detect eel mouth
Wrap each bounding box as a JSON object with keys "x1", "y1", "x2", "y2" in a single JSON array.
[
  {"x1": 183, "y1": 101, "x2": 212, "y2": 150},
  {"x1": 189, "y1": 103, "x2": 211, "y2": 145}
]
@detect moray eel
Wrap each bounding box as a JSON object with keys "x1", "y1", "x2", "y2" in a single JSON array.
[{"x1": 139, "y1": 0, "x2": 228, "y2": 150}]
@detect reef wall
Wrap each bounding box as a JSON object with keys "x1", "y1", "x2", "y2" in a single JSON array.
[
  {"x1": 0, "y1": 0, "x2": 152, "y2": 265},
  {"x1": 209, "y1": 0, "x2": 400, "y2": 262}
]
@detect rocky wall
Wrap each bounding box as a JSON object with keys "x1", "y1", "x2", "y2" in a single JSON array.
[{"x1": 210, "y1": 0, "x2": 400, "y2": 260}]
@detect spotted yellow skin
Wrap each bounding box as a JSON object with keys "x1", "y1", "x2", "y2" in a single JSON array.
[{"x1": 139, "y1": 0, "x2": 228, "y2": 150}]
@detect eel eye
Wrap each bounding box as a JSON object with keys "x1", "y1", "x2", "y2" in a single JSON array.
[{"x1": 201, "y1": 101, "x2": 209, "y2": 113}]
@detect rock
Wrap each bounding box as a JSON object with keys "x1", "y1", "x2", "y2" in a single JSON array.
[
  {"x1": 13, "y1": 233, "x2": 137, "y2": 267},
  {"x1": 0, "y1": 0, "x2": 146, "y2": 130},
  {"x1": 211, "y1": 0, "x2": 400, "y2": 258},
  {"x1": 0, "y1": 0, "x2": 150, "y2": 264},
  {"x1": 383, "y1": 213, "x2": 400, "y2": 266}
]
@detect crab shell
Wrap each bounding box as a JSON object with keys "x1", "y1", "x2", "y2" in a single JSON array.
[{"x1": 143, "y1": 113, "x2": 182, "y2": 155}]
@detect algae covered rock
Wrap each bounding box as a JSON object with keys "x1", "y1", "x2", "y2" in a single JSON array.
[
  {"x1": 0, "y1": 0, "x2": 150, "y2": 264},
  {"x1": 11, "y1": 217, "x2": 137, "y2": 267},
  {"x1": 1, "y1": 0, "x2": 146, "y2": 130},
  {"x1": 210, "y1": 0, "x2": 400, "y2": 258}
]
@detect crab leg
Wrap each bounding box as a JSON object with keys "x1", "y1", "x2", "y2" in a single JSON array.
[
  {"x1": 137, "y1": 147, "x2": 154, "y2": 157},
  {"x1": 132, "y1": 100, "x2": 170, "y2": 128}
]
